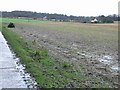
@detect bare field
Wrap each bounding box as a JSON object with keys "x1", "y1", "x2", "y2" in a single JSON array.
[{"x1": 9, "y1": 21, "x2": 118, "y2": 87}]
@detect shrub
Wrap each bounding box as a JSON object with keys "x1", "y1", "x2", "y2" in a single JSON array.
[{"x1": 8, "y1": 22, "x2": 15, "y2": 28}]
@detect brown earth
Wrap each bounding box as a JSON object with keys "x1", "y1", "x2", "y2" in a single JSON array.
[{"x1": 10, "y1": 22, "x2": 119, "y2": 87}]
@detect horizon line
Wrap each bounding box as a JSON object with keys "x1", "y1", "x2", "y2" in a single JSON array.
[{"x1": 0, "y1": 10, "x2": 118, "y2": 17}]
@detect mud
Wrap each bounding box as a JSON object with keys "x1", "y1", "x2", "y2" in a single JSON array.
[{"x1": 11, "y1": 23, "x2": 119, "y2": 87}]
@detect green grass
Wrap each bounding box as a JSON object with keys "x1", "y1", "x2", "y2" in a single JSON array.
[
  {"x1": 0, "y1": 26, "x2": 1, "y2": 31},
  {"x1": 0, "y1": 17, "x2": 2, "y2": 31},
  {"x1": 1, "y1": 17, "x2": 51, "y2": 24}
]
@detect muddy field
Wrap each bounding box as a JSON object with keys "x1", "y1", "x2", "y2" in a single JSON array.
[{"x1": 9, "y1": 21, "x2": 118, "y2": 87}]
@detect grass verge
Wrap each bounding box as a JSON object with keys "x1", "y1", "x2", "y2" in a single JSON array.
[{"x1": 2, "y1": 26, "x2": 114, "y2": 88}]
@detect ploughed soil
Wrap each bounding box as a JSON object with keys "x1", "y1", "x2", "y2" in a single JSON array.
[{"x1": 10, "y1": 22, "x2": 118, "y2": 87}]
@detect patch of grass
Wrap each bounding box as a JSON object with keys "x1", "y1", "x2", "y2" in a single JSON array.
[
  {"x1": 30, "y1": 49, "x2": 48, "y2": 61},
  {"x1": 1, "y1": 17, "x2": 51, "y2": 24},
  {"x1": 0, "y1": 22, "x2": 2, "y2": 31}
]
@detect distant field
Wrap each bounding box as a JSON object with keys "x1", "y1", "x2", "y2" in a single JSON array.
[
  {"x1": 1, "y1": 17, "x2": 52, "y2": 24},
  {"x1": 2, "y1": 17, "x2": 118, "y2": 88}
]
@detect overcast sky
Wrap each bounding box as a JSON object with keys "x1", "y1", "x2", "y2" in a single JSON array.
[{"x1": 0, "y1": 0, "x2": 119, "y2": 16}]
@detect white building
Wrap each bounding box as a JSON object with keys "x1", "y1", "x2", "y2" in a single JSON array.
[{"x1": 91, "y1": 18, "x2": 98, "y2": 23}]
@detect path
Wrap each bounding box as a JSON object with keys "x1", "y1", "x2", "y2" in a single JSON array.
[{"x1": 0, "y1": 32, "x2": 27, "y2": 88}]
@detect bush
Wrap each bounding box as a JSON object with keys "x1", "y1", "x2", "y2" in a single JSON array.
[{"x1": 8, "y1": 22, "x2": 15, "y2": 28}]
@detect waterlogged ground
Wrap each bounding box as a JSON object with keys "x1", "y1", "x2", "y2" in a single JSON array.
[
  {"x1": 7, "y1": 21, "x2": 119, "y2": 87},
  {"x1": 0, "y1": 32, "x2": 37, "y2": 88}
]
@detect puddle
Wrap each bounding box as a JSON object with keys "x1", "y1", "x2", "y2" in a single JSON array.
[
  {"x1": 111, "y1": 64, "x2": 119, "y2": 71},
  {"x1": 99, "y1": 55, "x2": 113, "y2": 65},
  {"x1": 99, "y1": 55, "x2": 119, "y2": 71},
  {"x1": 76, "y1": 51, "x2": 119, "y2": 72}
]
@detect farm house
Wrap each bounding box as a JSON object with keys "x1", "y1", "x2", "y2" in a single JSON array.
[{"x1": 91, "y1": 18, "x2": 98, "y2": 23}]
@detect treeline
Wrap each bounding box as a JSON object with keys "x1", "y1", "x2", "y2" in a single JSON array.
[{"x1": 1, "y1": 11, "x2": 118, "y2": 23}]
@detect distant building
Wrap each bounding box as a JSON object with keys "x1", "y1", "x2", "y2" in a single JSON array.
[
  {"x1": 43, "y1": 16, "x2": 47, "y2": 20},
  {"x1": 91, "y1": 18, "x2": 98, "y2": 23}
]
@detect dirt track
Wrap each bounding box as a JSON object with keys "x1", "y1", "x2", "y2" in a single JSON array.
[{"x1": 11, "y1": 22, "x2": 119, "y2": 87}]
